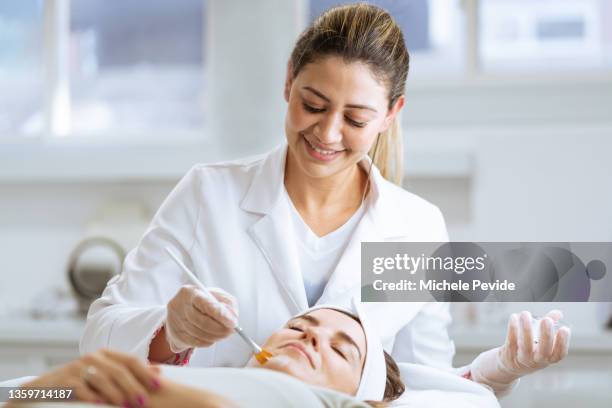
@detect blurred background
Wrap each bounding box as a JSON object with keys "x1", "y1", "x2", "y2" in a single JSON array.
[{"x1": 0, "y1": 0, "x2": 611, "y2": 406}]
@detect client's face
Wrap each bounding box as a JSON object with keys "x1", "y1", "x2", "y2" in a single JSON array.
[{"x1": 252, "y1": 309, "x2": 366, "y2": 395}]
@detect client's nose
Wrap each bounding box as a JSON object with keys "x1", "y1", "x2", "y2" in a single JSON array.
[{"x1": 303, "y1": 326, "x2": 320, "y2": 351}]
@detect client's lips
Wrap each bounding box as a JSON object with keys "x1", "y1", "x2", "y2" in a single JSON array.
[{"x1": 282, "y1": 342, "x2": 315, "y2": 369}]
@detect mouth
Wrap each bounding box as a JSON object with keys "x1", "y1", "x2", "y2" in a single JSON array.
[
  {"x1": 281, "y1": 342, "x2": 315, "y2": 369},
  {"x1": 301, "y1": 133, "x2": 345, "y2": 162}
]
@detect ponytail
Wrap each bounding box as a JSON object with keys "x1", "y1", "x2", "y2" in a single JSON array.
[{"x1": 369, "y1": 114, "x2": 403, "y2": 186}]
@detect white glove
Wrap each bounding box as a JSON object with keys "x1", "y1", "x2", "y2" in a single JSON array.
[
  {"x1": 471, "y1": 310, "x2": 571, "y2": 396},
  {"x1": 165, "y1": 285, "x2": 239, "y2": 353}
]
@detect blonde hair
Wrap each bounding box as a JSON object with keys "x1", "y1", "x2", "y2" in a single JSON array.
[{"x1": 289, "y1": 3, "x2": 409, "y2": 185}]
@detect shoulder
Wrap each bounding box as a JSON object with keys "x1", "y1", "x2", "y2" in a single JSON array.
[
  {"x1": 191, "y1": 151, "x2": 269, "y2": 179},
  {"x1": 380, "y1": 177, "x2": 444, "y2": 219},
  {"x1": 183, "y1": 150, "x2": 271, "y2": 194}
]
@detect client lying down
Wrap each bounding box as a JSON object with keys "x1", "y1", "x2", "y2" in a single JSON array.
[{"x1": 11, "y1": 306, "x2": 403, "y2": 407}]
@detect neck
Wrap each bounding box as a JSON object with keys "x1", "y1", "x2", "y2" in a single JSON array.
[{"x1": 284, "y1": 150, "x2": 367, "y2": 215}]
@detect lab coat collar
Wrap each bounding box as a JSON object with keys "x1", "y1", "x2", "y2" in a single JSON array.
[{"x1": 240, "y1": 143, "x2": 287, "y2": 216}]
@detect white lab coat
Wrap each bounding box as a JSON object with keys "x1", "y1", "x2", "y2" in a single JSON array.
[{"x1": 80, "y1": 144, "x2": 456, "y2": 370}]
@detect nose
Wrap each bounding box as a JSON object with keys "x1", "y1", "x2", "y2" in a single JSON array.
[
  {"x1": 313, "y1": 112, "x2": 342, "y2": 145},
  {"x1": 303, "y1": 325, "x2": 321, "y2": 351}
]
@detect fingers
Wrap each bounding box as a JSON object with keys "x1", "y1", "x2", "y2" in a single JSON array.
[
  {"x1": 102, "y1": 349, "x2": 162, "y2": 392},
  {"x1": 167, "y1": 285, "x2": 238, "y2": 351},
  {"x1": 535, "y1": 317, "x2": 555, "y2": 362},
  {"x1": 67, "y1": 379, "x2": 104, "y2": 405},
  {"x1": 185, "y1": 313, "x2": 233, "y2": 339},
  {"x1": 81, "y1": 356, "x2": 128, "y2": 407},
  {"x1": 519, "y1": 311, "x2": 534, "y2": 356},
  {"x1": 210, "y1": 287, "x2": 239, "y2": 318},
  {"x1": 84, "y1": 351, "x2": 157, "y2": 407},
  {"x1": 191, "y1": 290, "x2": 238, "y2": 328},
  {"x1": 550, "y1": 326, "x2": 571, "y2": 363},
  {"x1": 505, "y1": 313, "x2": 520, "y2": 358},
  {"x1": 545, "y1": 309, "x2": 564, "y2": 322}
]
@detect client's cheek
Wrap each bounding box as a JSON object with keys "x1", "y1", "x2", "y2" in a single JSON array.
[{"x1": 324, "y1": 361, "x2": 360, "y2": 396}]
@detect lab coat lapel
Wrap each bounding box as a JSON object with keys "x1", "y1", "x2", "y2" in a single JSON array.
[{"x1": 241, "y1": 144, "x2": 309, "y2": 314}]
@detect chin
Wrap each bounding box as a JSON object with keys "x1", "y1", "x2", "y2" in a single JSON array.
[{"x1": 263, "y1": 358, "x2": 305, "y2": 378}]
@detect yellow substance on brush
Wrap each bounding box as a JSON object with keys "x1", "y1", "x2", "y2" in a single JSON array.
[{"x1": 255, "y1": 349, "x2": 273, "y2": 365}]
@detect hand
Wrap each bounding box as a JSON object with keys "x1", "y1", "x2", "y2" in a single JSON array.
[
  {"x1": 471, "y1": 310, "x2": 571, "y2": 395},
  {"x1": 20, "y1": 349, "x2": 162, "y2": 407},
  {"x1": 497, "y1": 310, "x2": 570, "y2": 378},
  {"x1": 165, "y1": 285, "x2": 238, "y2": 353}
]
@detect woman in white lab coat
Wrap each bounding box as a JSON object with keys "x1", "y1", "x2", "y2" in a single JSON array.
[{"x1": 81, "y1": 3, "x2": 569, "y2": 399}]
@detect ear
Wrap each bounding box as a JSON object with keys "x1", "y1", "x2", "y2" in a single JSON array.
[
  {"x1": 379, "y1": 95, "x2": 405, "y2": 133},
  {"x1": 284, "y1": 60, "x2": 294, "y2": 102}
]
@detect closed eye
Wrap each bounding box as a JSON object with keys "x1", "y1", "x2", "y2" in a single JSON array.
[
  {"x1": 302, "y1": 103, "x2": 367, "y2": 128},
  {"x1": 345, "y1": 117, "x2": 366, "y2": 128},
  {"x1": 332, "y1": 346, "x2": 347, "y2": 360},
  {"x1": 302, "y1": 102, "x2": 324, "y2": 113},
  {"x1": 288, "y1": 325, "x2": 304, "y2": 332}
]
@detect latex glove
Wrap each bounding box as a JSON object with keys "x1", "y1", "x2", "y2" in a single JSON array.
[
  {"x1": 471, "y1": 310, "x2": 571, "y2": 396},
  {"x1": 165, "y1": 285, "x2": 239, "y2": 353}
]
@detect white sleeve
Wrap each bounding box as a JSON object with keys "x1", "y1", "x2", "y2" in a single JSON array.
[
  {"x1": 391, "y1": 302, "x2": 455, "y2": 370},
  {"x1": 79, "y1": 165, "x2": 204, "y2": 361}
]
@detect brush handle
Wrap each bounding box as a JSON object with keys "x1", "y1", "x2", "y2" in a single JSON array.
[
  {"x1": 164, "y1": 247, "x2": 262, "y2": 355},
  {"x1": 234, "y1": 326, "x2": 263, "y2": 354},
  {"x1": 165, "y1": 247, "x2": 215, "y2": 298}
]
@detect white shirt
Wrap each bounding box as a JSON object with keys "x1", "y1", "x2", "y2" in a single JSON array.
[{"x1": 284, "y1": 187, "x2": 366, "y2": 306}]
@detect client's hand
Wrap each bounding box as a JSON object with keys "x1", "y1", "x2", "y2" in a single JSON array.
[
  {"x1": 165, "y1": 285, "x2": 238, "y2": 353},
  {"x1": 20, "y1": 349, "x2": 162, "y2": 407},
  {"x1": 471, "y1": 310, "x2": 571, "y2": 396}
]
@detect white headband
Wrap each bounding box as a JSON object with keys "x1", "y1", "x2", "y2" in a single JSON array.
[{"x1": 293, "y1": 300, "x2": 386, "y2": 401}]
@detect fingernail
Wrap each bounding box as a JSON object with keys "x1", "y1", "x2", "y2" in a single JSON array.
[
  {"x1": 95, "y1": 399, "x2": 104, "y2": 404},
  {"x1": 151, "y1": 378, "x2": 161, "y2": 390},
  {"x1": 122, "y1": 402, "x2": 132, "y2": 408},
  {"x1": 137, "y1": 395, "x2": 146, "y2": 406}
]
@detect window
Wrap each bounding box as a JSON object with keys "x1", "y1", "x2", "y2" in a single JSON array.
[
  {"x1": 479, "y1": 0, "x2": 612, "y2": 71},
  {"x1": 308, "y1": 0, "x2": 466, "y2": 78},
  {"x1": 68, "y1": 0, "x2": 207, "y2": 138},
  {"x1": 0, "y1": 0, "x2": 207, "y2": 140},
  {"x1": 0, "y1": 1, "x2": 44, "y2": 138}
]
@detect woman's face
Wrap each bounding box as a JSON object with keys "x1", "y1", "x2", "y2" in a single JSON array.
[
  {"x1": 254, "y1": 308, "x2": 367, "y2": 395},
  {"x1": 284, "y1": 55, "x2": 404, "y2": 180}
]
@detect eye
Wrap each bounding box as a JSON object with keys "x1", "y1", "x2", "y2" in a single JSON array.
[
  {"x1": 332, "y1": 346, "x2": 347, "y2": 361},
  {"x1": 288, "y1": 325, "x2": 304, "y2": 332},
  {"x1": 345, "y1": 117, "x2": 367, "y2": 128},
  {"x1": 302, "y1": 102, "x2": 325, "y2": 113}
]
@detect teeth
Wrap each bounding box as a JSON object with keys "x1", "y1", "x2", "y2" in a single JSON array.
[{"x1": 307, "y1": 139, "x2": 338, "y2": 155}]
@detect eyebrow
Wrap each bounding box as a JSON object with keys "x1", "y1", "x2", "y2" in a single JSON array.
[
  {"x1": 293, "y1": 315, "x2": 363, "y2": 360},
  {"x1": 302, "y1": 86, "x2": 378, "y2": 113}
]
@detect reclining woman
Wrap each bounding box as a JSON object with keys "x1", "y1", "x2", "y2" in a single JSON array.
[{"x1": 12, "y1": 307, "x2": 403, "y2": 408}]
